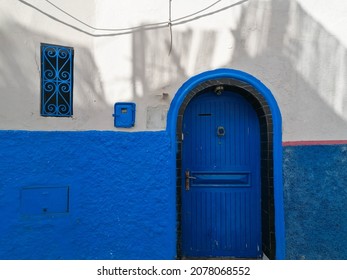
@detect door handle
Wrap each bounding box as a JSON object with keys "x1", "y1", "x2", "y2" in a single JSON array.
[{"x1": 185, "y1": 170, "x2": 196, "y2": 191}]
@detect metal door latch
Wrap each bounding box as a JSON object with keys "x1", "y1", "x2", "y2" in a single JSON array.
[{"x1": 185, "y1": 170, "x2": 196, "y2": 191}]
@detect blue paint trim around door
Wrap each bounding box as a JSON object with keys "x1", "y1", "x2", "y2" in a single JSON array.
[{"x1": 167, "y1": 68, "x2": 285, "y2": 259}]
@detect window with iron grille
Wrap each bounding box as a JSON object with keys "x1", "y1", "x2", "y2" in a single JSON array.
[{"x1": 41, "y1": 43, "x2": 74, "y2": 117}]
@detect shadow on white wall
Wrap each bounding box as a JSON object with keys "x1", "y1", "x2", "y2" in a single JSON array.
[
  {"x1": 1, "y1": 0, "x2": 347, "y2": 137},
  {"x1": 132, "y1": 0, "x2": 347, "y2": 138}
]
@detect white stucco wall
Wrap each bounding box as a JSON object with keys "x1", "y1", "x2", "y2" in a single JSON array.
[{"x1": 1, "y1": 0, "x2": 347, "y2": 141}]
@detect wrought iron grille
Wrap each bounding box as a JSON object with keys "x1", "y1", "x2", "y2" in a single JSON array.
[{"x1": 41, "y1": 43, "x2": 74, "y2": 117}]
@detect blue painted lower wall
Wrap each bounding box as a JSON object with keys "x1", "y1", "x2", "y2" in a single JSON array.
[
  {"x1": 0, "y1": 130, "x2": 174, "y2": 260},
  {"x1": 283, "y1": 145, "x2": 347, "y2": 260},
  {"x1": 1, "y1": 131, "x2": 346, "y2": 259}
]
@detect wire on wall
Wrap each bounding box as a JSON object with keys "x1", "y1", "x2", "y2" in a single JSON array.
[
  {"x1": 168, "y1": 0, "x2": 173, "y2": 55},
  {"x1": 20, "y1": 0, "x2": 248, "y2": 37}
]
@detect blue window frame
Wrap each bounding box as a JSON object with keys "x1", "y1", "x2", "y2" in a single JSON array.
[{"x1": 41, "y1": 43, "x2": 74, "y2": 117}]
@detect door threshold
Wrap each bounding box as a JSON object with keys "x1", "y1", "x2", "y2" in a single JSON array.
[{"x1": 180, "y1": 253, "x2": 269, "y2": 260}]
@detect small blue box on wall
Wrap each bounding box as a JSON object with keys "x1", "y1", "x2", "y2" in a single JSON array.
[
  {"x1": 21, "y1": 186, "x2": 69, "y2": 215},
  {"x1": 113, "y1": 102, "x2": 136, "y2": 128}
]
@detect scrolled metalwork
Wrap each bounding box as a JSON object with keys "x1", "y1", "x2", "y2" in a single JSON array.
[{"x1": 41, "y1": 43, "x2": 74, "y2": 117}]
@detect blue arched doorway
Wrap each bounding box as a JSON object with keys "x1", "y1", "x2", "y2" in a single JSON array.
[{"x1": 167, "y1": 69, "x2": 285, "y2": 259}]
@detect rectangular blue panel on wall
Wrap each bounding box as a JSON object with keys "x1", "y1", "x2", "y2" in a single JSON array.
[
  {"x1": 21, "y1": 186, "x2": 69, "y2": 215},
  {"x1": 113, "y1": 102, "x2": 136, "y2": 128}
]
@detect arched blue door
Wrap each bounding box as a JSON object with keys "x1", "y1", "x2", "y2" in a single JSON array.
[{"x1": 181, "y1": 89, "x2": 261, "y2": 258}]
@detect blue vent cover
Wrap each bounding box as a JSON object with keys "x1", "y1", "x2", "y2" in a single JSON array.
[
  {"x1": 113, "y1": 102, "x2": 136, "y2": 128},
  {"x1": 21, "y1": 186, "x2": 69, "y2": 215}
]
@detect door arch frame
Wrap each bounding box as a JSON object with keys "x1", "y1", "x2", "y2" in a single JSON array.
[{"x1": 167, "y1": 68, "x2": 285, "y2": 259}]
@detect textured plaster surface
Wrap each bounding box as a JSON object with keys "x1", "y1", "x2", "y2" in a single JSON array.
[
  {"x1": 2, "y1": 1, "x2": 347, "y2": 140},
  {"x1": 1, "y1": 131, "x2": 347, "y2": 259},
  {"x1": 0, "y1": 130, "x2": 174, "y2": 260},
  {"x1": 283, "y1": 145, "x2": 347, "y2": 259}
]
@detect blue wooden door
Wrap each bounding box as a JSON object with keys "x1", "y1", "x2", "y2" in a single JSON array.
[{"x1": 181, "y1": 90, "x2": 261, "y2": 258}]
